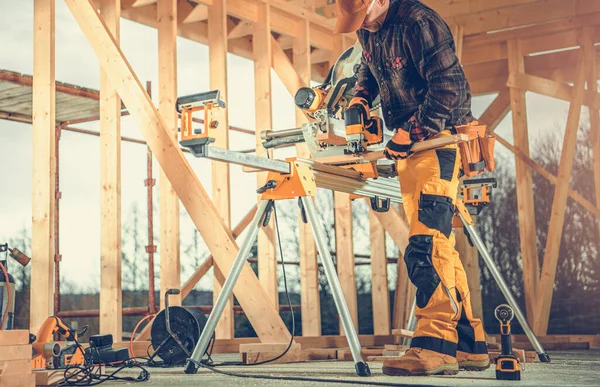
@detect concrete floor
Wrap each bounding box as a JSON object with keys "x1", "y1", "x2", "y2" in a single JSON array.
[{"x1": 103, "y1": 350, "x2": 600, "y2": 387}]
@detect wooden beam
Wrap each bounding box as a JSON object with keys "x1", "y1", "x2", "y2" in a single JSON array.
[
  {"x1": 389, "y1": 205, "x2": 415, "y2": 343},
  {"x1": 294, "y1": 19, "x2": 321, "y2": 337},
  {"x1": 535, "y1": 44, "x2": 588, "y2": 335},
  {"x1": 464, "y1": 12, "x2": 600, "y2": 49},
  {"x1": 455, "y1": 226, "x2": 483, "y2": 319},
  {"x1": 479, "y1": 90, "x2": 511, "y2": 132},
  {"x1": 369, "y1": 210, "x2": 390, "y2": 335},
  {"x1": 222, "y1": 0, "x2": 335, "y2": 51},
  {"x1": 130, "y1": 0, "x2": 155, "y2": 7},
  {"x1": 30, "y1": 0, "x2": 56, "y2": 332},
  {"x1": 182, "y1": 258, "x2": 213, "y2": 299},
  {"x1": 135, "y1": 205, "x2": 258, "y2": 342},
  {"x1": 180, "y1": 2, "x2": 207, "y2": 24},
  {"x1": 447, "y1": 0, "x2": 600, "y2": 37},
  {"x1": 253, "y1": 3, "x2": 279, "y2": 309},
  {"x1": 64, "y1": 0, "x2": 291, "y2": 344},
  {"x1": 271, "y1": 36, "x2": 310, "y2": 121},
  {"x1": 158, "y1": 0, "x2": 181, "y2": 310},
  {"x1": 495, "y1": 133, "x2": 600, "y2": 218},
  {"x1": 99, "y1": 0, "x2": 122, "y2": 340},
  {"x1": 368, "y1": 205, "x2": 409, "y2": 255},
  {"x1": 182, "y1": 206, "x2": 257, "y2": 299},
  {"x1": 507, "y1": 39, "x2": 539, "y2": 328},
  {"x1": 585, "y1": 25, "x2": 600, "y2": 241},
  {"x1": 121, "y1": 4, "x2": 254, "y2": 62},
  {"x1": 310, "y1": 48, "x2": 329, "y2": 64},
  {"x1": 228, "y1": 20, "x2": 253, "y2": 39},
  {"x1": 451, "y1": 25, "x2": 464, "y2": 62},
  {"x1": 208, "y1": 0, "x2": 234, "y2": 340},
  {"x1": 507, "y1": 72, "x2": 600, "y2": 111},
  {"x1": 334, "y1": 192, "x2": 358, "y2": 334},
  {"x1": 422, "y1": 0, "x2": 540, "y2": 18}
]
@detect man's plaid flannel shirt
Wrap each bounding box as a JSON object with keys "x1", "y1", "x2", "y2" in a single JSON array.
[{"x1": 354, "y1": 0, "x2": 473, "y2": 140}]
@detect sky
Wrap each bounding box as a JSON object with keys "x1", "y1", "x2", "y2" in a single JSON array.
[{"x1": 0, "y1": 0, "x2": 576, "y2": 292}]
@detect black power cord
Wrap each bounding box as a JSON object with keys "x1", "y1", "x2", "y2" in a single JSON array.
[
  {"x1": 203, "y1": 200, "x2": 296, "y2": 367},
  {"x1": 58, "y1": 338, "x2": 150, "y2": 386}
]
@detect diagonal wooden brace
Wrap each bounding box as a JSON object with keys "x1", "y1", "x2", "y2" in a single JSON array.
[{"x1": 64, "y1": 0, "x2": 291, "y2": 344}]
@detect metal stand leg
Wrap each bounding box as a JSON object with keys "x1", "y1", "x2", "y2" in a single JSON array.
[
  {"x1": 402, "y1": 299, "x2": 417, "y2": 346},
  {"x1": 184, "y1": 200, "x2": 271, "y2": 374},
  {"x1": 301, "y1": 196, "x2": 371, "y2": 376},
  {"x1": 460, "y1": 214, "x2": 551, "y2": 362}
]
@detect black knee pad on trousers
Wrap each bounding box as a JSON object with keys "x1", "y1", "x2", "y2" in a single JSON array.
[{"x1": 404, "y1": 235, "x2": 441, "y2": 309}]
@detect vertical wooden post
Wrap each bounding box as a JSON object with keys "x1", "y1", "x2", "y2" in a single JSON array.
[
  {"x1": 455, "y1": 227, "x2": 483, "y2": 319},
  {"x1": 253, "y1": 3, "x2": 279, "y2": 310},
  {"x1": 507, "y1": 39, "x2": 539, "y2": 328},
  {"x1": 535, "y1": 47, "x2": 587, "y2": 335},
  {"x1": 209, "y1": 0, "x2": 234, "y2": 339},
  {"x1": 369, "y1": 210, "x2": 390, "y2": 335},
  {"x1": 390, "y1": 205, "x2": 415, "y2": 342},
  {"x1": 31, "y1": 0, "x2": 56, "y2": 332},
  {"x1": 334, "y1": 192, "x2": 358, "y2": 334},
  {"x1": 583, "y1": 26, "x2": 600, "y2": 241},
  {"x1": 158, "y1": 0, "x2": 181, "y2": 309},
  {"x1": 452, "y1": 23, "x2": 483, "y2": 320},
  {"x1": 451, "y1": 25, "x2": 464, "y2": 63},
  {"x1": 98, "y1": 0, "x2": 122, "y2": 339},
  {"x1": 294, "y1": 20, "x2": 321, "y2": 336}
]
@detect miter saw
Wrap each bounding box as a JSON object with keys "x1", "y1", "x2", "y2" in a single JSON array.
[{"x1": 260, "y1": 44, "x2": 394, "y2": 177}]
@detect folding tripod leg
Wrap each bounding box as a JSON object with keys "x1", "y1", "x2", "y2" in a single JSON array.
[
  {"x1": 402, "y1": 299, "x2": 417, "y2": 346},
  {"x1": 184, "y1": 200, "x2": 271, "y2": 374},
  {"x1": 459, "y1": 213, "x2": 551, "y2": 362},
  {"x1": 300, "y1": 196, "x2": 371, "y2": 377}
]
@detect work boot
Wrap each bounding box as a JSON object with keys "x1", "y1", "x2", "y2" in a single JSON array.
[
  {"x1": 456, "y1": 351, "x2": 490, "y2": 371},
  {"x1": 382, "y1": 347, "x2": 459, "y2": 376}
]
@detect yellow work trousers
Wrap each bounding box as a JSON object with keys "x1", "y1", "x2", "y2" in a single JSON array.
[{"x1": 396, "y1": 131, "x2": 487, "y2": 357}]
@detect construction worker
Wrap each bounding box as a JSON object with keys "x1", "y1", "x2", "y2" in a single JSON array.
[{"x1": 334, "y1": 0, "x2": 490, "y2": 377}]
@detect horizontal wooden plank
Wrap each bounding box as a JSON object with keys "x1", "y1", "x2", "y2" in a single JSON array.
[
  {"x1": 208, "y1": 335, "x2": 396, "y2": 353},
  {"x1": 0, "y1": 373, "x2": 35, "y2": 387},
  {"x1": 422, "y1": 0, "x2": 540, "y2": 18},
  {"x1": 34, "y1": 369, "x2": 64, "y2": 387},
  {"x1": 391, "y1": 329, "x2": 414, "y2": 338},
  {"x1": 465, "y1": 12, "x2": 600, "y2": 48},
  {"x1": 0, "y1": 346, "x2": 32, "y2": 362},
  {"x1": 0, "y1": 331, "x2": 29, "y2": 347},
  {"x1": 0, "y1": 360, "x2": 31, "y2": 377},
  {"x1": 239, "y1": 342, "x2": 301, "y2": 354},
  {"x1": 507, "y1": 72, "x2": 600, "y2": 110},
  {"x1": 450, "y1": 0, "x2": 600, "y2": 37},
  {"x1": 242, "y1": 348, "x2": 337, "y2": 365}
]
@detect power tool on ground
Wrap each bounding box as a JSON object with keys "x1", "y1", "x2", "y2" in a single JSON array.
[
  {"x1": 495, "y1": 304, "x2": 521, "y2": 381},
  {"x1": 31, "y1": 316, "x2": 86, "y2": 369},
  {"x1": 0, "y1": 243, "x2": 31, "y2": 330}
]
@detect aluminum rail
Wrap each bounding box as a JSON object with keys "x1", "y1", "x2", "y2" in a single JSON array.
[
  {"x1": 260, "y1": 128, "x2": 303, "y2": 140},
  {"x1": 296, "y1": 158, "x2": 403, "y2": 203},
  {"x1": 184, "y1": 144, "x2": 403, "y2": 202},
  {"x1": 192, "y1": 145, "x2": 291, "y2": 174}
]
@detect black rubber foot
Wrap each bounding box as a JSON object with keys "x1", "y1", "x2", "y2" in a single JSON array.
[
  {"x1": 496, "y1": 370, "x2": 521, "y2": 380},
  {"x1": 184, "y1": 360, "x2": 199, "y2": 374},
  {"x1": 538, "y1": 352, "x2": 551, "y2": 363},
  {"x1": 355, "y1": 362, "x2": 371, "y2": 377}
]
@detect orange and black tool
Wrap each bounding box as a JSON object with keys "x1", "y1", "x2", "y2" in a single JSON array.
[
  {"x1": 176, "y1": 90, "x2": 226, "y2": 144},
  {"x1": 495, "y1": 304, "x2": 521, "y2": 381}
]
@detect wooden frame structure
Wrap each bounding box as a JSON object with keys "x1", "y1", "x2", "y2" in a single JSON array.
[{"x1": 20, "y1": 0, "x2": 600, "y2": 346}]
